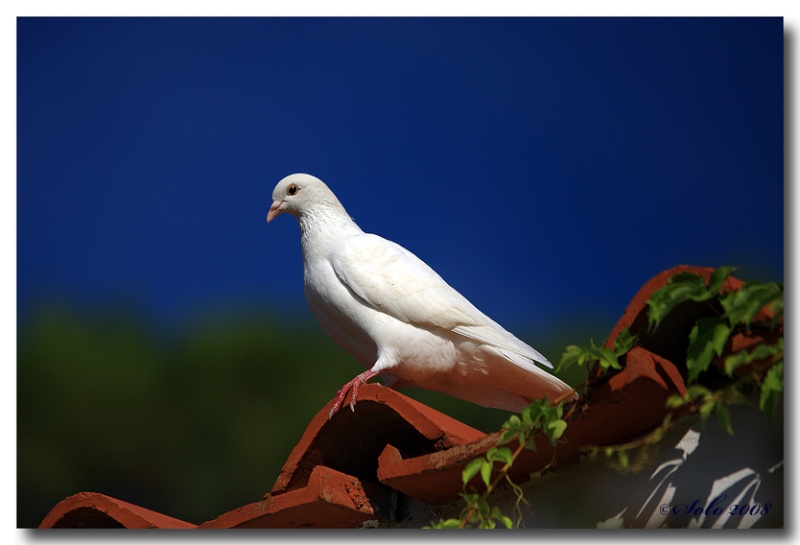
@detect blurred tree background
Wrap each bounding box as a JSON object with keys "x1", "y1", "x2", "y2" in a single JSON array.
[{"x1": 17, "y1": 300, "x2": 598, "y2": 528}]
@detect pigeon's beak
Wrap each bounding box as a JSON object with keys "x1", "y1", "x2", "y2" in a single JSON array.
[{"x1": 267, "y1": 200, "x2": 283, "y2": 223}]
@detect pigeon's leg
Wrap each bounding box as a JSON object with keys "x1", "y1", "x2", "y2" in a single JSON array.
[{"x1": 328, "y1": 368, "x2": 382, "y2": 419}]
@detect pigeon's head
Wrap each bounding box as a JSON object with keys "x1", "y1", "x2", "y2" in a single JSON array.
[{"x1": 267, "y1": 173, "x2": 343, "y2": 223}]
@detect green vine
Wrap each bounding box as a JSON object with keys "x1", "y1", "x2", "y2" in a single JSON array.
[
  {"x1": 427, "y1": 266, "x2": 783, "y2": 529},
  {"x1": 580, "y1": 414, "x2": 674, "y2": 474},
  {"x1": 647, "y1": 267, "x2": 783, "y2": 385},
  {"x1": 559, "y1": 326, "x2": 635, "y2": 377},
  {"x1": 649, "y1": 267, "x2": 783, "y2": 420},
  {"x1": 426, "y1": 400, "x2": 567, "y2": 529},
  {"x1": 585, "y1": 267, "x2": 784, "y2": 470}
]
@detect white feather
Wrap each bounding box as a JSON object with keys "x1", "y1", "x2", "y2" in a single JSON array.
[{"x1": 268, "y1": 173, "x2": 577, "y2": 413}]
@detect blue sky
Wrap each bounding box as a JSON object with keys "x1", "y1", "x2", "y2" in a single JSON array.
[{"x1": 17, "y1": 17, "x2": 784, "y2": 336}]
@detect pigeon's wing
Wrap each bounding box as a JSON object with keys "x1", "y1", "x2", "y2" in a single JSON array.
[
  {"x1": 330, "y1": 234, "x2": 553, "y2": 370},
  {"x1": 330, "y1": 233, "x2": 481, "y2": 330},
  {"x1": 451, "y1": 324, "x2": 553, "y2": 369}
]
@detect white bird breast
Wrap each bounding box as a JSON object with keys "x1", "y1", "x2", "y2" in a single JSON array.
[{"x1": 303, "y1": 259, "x2": 467, "y2": 386}]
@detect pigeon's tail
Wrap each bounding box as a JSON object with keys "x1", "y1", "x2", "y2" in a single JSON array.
[{"x1": 425, "y1": 349, "x2": 578, "y2": 413}]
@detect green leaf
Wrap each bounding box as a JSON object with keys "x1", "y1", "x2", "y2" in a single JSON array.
[
  {"x1": 665, "y1": 394, "x2": 687, "y2": 409},
  {"x1": 743, "y1": 283, "x2": 782, "y2": 327},
  {"x1": 501, "y1": 414, "x2": 522, "y2": 433},
  {"x1": 546, "y1": 419, "x2": 567, "y2": 443},
  {"x1": 598, "y1": 347, "x2": 621, "y2": 370},
  {"x1": 459, "y1": 492, "x2": 480, "y2": 505},
  {"x1": 715, "y1": 403, "x2": 733, "y2": 435},
  {"x1": 769, "y1": 298, "x2": 784, "y2": 330},
  {"x1": 613, "y1": 327, "x2": 635, "y2": 356},
  {"x1": 759, "y1": 362, "x2": 784, "y2": 417},
  {"x1": 686, "y1": 317, "x2": 731, "y2": 383},
  {"x1": 505, "y1": 414, "x2": 521, "y2": 429},
  {"x1": 500, "y1": 413, "x2": 526, "y2": 444},
  {"x1": 721, "y1": 282, "x2": 783, "y2": 328},
  {"x1": 558, "y1": 345, "x2": 587, "y2": 372},
  {"x1": 486, "y1": 447, "x2": 513, "y2": 466},
  {"x1": 698, "y1": 399, "x2": 716, "y2": 425},
  {"x1": 707, "y1": 266, "x2": 738, "y2": 295},
  {"x1": 647, "y1": 272, "x2": 711, "y2": 331},
  {"x1": 520, "y1": 406, "x2": 534, "y2": 428},
  {"x1": 480, "y1": 459, "x2": 493, "y2": 489},
  {"x1": 560, "y1": 338, "x2": 623, "y2": 375},
  {"x1": 490, "y1": 507, "x2": 513, "y2": 529},
  {"x1": 462, "y1": 458, "x2": 484, "y2": 487},
  {"x1": 723, "y1": 351, "x2": 749, "y2": 377},
  {"x1": 724, "y1": 338, "x2": 783, "y2": 377},
  {"x1": 686, "y1": 384, "x2": 711, "y2": 401},
  {"x1": 426, "y1": 518, "x2": 462, "y2": 529},
  {"x1": 617, "y1": 450, "x2": 629, "y2": 468},
  {"x1": 498, "y1": 429, "x2": 516, "y2": 445},
  {"x1": 524, "y1": 434, "x2": 538, "y2": 452},
  {"x1": 477, "y1": 498, "x2": 491, "y2": 517}
]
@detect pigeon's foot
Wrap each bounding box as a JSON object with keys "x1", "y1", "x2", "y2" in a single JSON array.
[{"x1": 328, "y1": 369, "x2": 381, "y2": 420}]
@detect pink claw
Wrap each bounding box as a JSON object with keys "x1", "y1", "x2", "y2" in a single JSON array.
[{"x1": 328, "y1": 369, "x2": 381, "y2": 420}]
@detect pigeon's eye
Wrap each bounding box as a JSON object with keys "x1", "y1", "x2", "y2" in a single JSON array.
[{"x1": 287, "y1": 183, "x2": 299, "y2": 196}]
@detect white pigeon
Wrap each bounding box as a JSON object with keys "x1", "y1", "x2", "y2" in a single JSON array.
[{"x1": 267, "y1": 173, "x2": 576, "y2": 418}]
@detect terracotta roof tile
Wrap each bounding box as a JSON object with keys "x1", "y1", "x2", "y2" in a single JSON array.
[
  {"x1": 38, "y1": 265, "x2": 782, "y2": 529},
  {"x1": 39, "y1": 492, "x2": 196, "y2": 529},
  {"x1": 202, "y1": 465, "x2": 380, "y2": 528},
  {"x1": 269, "y1": 384, "x2": 486, "y2": 497}
]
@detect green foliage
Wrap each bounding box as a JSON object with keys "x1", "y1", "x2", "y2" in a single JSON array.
[
  {"x1": 724, "y1": 337, "x2": 784, "y2": 378},
  {"x1": 652, "y1": 267, "x2": 783, "y2": 436},
  {"x1": 646, "y1": 266, "x2": 738, "y2": 331},
  {"x1": 613, "y1": 327, "x2": 637, "y2": 355},
  {"x1": 646, "y1": 268, "x2": 783, "y2": 413},
  {"x1": 567, "y1": 266, "x2": 783, "y2": 472},
  {"x1": 426, "y1": 401, "x2": 566, "y2": 529},
  {"x1": 436, "y1": 267, "x2": 781, "y2": 527},
  {"x1": 558, "y1": 327, "x2": 635, "y2": 376},
  {"x1": 582, "y1": 414, "x2": 673, "y2": 473},
  {"x1": 685, "y1": 317, "x2": 731, "y2": 383},
  {"x1": 22, "y1": 266, "x2": 781, "y2": 530},
  {"x1": 19, "y1": 302, "x2": 592, "y2": 529},
  {"x1": 759, "y1": 361, "x2": 784, "y2": 417},
  {"x1": 430, "y1": 266, "x2": 783, "y2": 530},
  {"x1": 646, "y1": 268, "x2": 783, "y2": 385},
  {"x1": 427, "y1": 492, "x2": 514, "y2": 530},
  {"x1": 721, "y1": 281, "x2": 784, "y2": 329},
  {"x1": 666, "y1": 384, "x2": 745, "y2": 436},
  {"x1": 16, "y1": 304, "x2": 363, "y2": 528},
  {"x1": 560, "y1": 341, "x2": 620, "y2": 374},
  {"x1": 500, "y1": 399, "x2": 567, "y2": 450}
]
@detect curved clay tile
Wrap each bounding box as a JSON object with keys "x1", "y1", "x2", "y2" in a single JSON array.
[
  {"x1": 37, "y1": 265, "x2": 782, "y2": 528},
  {"x1": 269, "y1": 383, "x2": 487, "y2": 496},
  {"x1": 39, "y1": 492, "x2": 195, "y2": 529}
]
